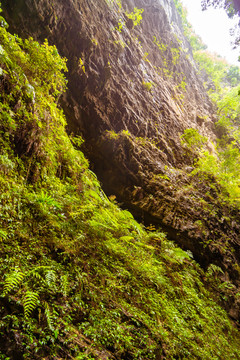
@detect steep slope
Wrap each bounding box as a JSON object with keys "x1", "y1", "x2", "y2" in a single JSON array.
[
  {"x1": 2, "y1": 0, "x2": 240, "y2": 319},
  {"x1": 0, "y1": 13, "x2": 240, "y2": 359}
]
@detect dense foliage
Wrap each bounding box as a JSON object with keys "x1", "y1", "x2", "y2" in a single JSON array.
[
  {"x1": 0, "y1": 6, "x2": 240, "y2": 360},
  {"x1": 175, "y1": 0, "x2": 240, "y2": 205}
]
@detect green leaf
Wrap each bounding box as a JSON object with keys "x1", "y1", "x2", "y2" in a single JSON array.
[
  {"x1": 23, "y1": 291, "x2": 39, "y2": 318},
  {"x1": 3, "y1": 270, "x2": 24, "y2": 294}
]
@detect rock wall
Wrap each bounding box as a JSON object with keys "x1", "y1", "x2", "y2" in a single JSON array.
[
  {"x1": 3, "y1": 0, "x2": 214, "y2": 137},
  {"x1": 2, "y1": 0, "x2": 240, "y2": 319}
]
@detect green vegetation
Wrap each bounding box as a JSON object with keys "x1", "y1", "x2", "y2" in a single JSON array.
[
  {"x1": 174, "y1": 0, "x2": 240, "y2": 92},
  {"x1": 142, "y1": 80, "x2": 155, "y2": 91},
  {"x1": 108, "y1": 0, "x2": 144, "y2": 32},
  {"x1": 194, "y1": 50, "x2": 240, "y2": 96},
  {"x1": 151, "y1": 34, "x2": 187, "y2": 105},
  {"x1": 180, "y1": 128, "x2": 208, "y2": 149},
  {"x1": 181, "y1": 125, "x2": 240, "y2": 205},
  {"x1": 0, "y1": 7, "x2": 240, "y2": 360},
  {"x1": 79, "y1": 57, "x2": 86, "y2": 73},
  {"x1": 126, "y1": 7, "x2": 144, "y2": 27},
  {"x1": 152, "y1": 35, "x2": 182, "y2": 74},
  {"x1": 175, "y1": 0, "x2": 240, "y2": 206}
]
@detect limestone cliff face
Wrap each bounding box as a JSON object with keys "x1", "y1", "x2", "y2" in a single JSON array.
[{"x1": 2, "y1": 0, "x2": 240, "y2": 318}]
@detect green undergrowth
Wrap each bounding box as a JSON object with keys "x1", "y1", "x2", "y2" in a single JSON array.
[
  {"x1": 0, "y1": 10, "x2": 240, "y2": 360},
  {"x1": 175, "y1": 0, "x2": 240, "y2": 207},
  {"x1": 180, "y1": 125, "x2": 240, "y2": 207}
]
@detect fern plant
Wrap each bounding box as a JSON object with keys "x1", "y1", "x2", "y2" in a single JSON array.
[
  {"x1": 45, "y1": 269, "x2": 57, "y2": 289},
  {"x1": 23, "y1": 291, "x2": 39, "y2": 318},
  {"x1": 3, "y1": 270, "x2": 24, "y2": 294},
  {"x1": 61, "y1": 274, "x2": 70, "y2": 297},
  {"x1": 2, "y1": 265, "x2": 60, "y2": 331},
  {"x1": 43, "y1": 301, "x2": 55, "y2": 332},
  {"x1": 29, "y1": 266, "x2": 57, "y2": 289}
]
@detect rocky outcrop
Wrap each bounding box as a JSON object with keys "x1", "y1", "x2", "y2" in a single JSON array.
[{"x1": 2, "y1": 0, "x2": 240, "y2": 319}]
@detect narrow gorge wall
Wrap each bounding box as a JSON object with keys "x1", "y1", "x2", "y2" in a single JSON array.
[{"x1": 2, "y1": 0, "x2": 240, "y2": 319}]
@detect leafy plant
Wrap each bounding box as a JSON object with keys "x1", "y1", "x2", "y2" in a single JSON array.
[
  {"x1": 126, "y1": 7, "x2": 144, "y2": 27},
  {"x1": 79, "y1": 57, "x2": 85, "y2": 73},
  {"x1": 142, "y1": 80, "x2": 155, "y2": 91},
  {"x1": 23, "y1": 291, "x2": 39, "y2": 318},
  {"x1": 3, "y1": 270, "x2": 24, "y2": 294},
  {"x1": 180, "y1": 128, "x2": 208, "y2": 149}
]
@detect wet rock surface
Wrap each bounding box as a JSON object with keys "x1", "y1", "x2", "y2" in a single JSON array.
[{"x1": 2, "y1": 0, "x2": 240, "y2": 319}]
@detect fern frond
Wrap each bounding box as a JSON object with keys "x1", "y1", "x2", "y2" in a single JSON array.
[
  {"x1": 3, "y1": 270, "x2": 24, "y2": 294},
  {"x1": 29, "y1": 265, "x2": 51, "y2": 276},
  {"x1": 29, "y1": 266, "x2": 56, "y2": 287},
  {"x1": 31, "y1": 270, "x2": 43, "y2": 282},
  {"x1": 45, "y1": 270, "x2": 56, "y2": 288},
  {"x1": 61, "y1": 274, "x2": 69, "y2": 297},
  {"x1": 23, "y1": 291, "x2": 39, "y2": 318},
  {"x1": 43, "y1": 301, "x2": 55, "y2": 331}
]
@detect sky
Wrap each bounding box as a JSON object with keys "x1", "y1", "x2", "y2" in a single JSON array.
[{"x1": 181, "y1": 0, "x2": 240, "y2": 66}]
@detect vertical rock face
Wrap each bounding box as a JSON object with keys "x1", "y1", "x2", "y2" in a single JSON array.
[
  {"x1": 2, "y1": 0, "x2": 214, "y2": 138},
  {"x1": 2, "y1": 0, "x2": 240, "y2": 318}
]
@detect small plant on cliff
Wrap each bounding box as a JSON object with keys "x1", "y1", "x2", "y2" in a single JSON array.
[
  {"x1": 180, "y1": 128, "x2": 208, "y2": 150},
  {"x1": 79, "y1": 57, "x2": 85, "y2": 73},
  {"x1": 126, "y1": 7, "x2": 144, "y2": 27},
  {"x1": 171, "y1": 46, "x2": 180, "y2": 65},
  {"x1": 106, "y1": 0, "x2": 122, "y2": 9},
  {"x1": 142, "y1": 80, "x2": 155, "y2": 91},
  {"x1": 115, "y1": 18, "x2": 124, "y2": 32},
  {"x1": 91, "y1": 38, "x2": 98, "y2": 46},
  {"x1": 109, "y1": 1, "x2": 143, "y2": 33},
  {"x1": 153, "y1": 35, "x2": 168, "y2": 52}
]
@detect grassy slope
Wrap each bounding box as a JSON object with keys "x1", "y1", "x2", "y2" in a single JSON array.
[{"x1": 0, "y1": 11, "x2": 240, "y2": 360}]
